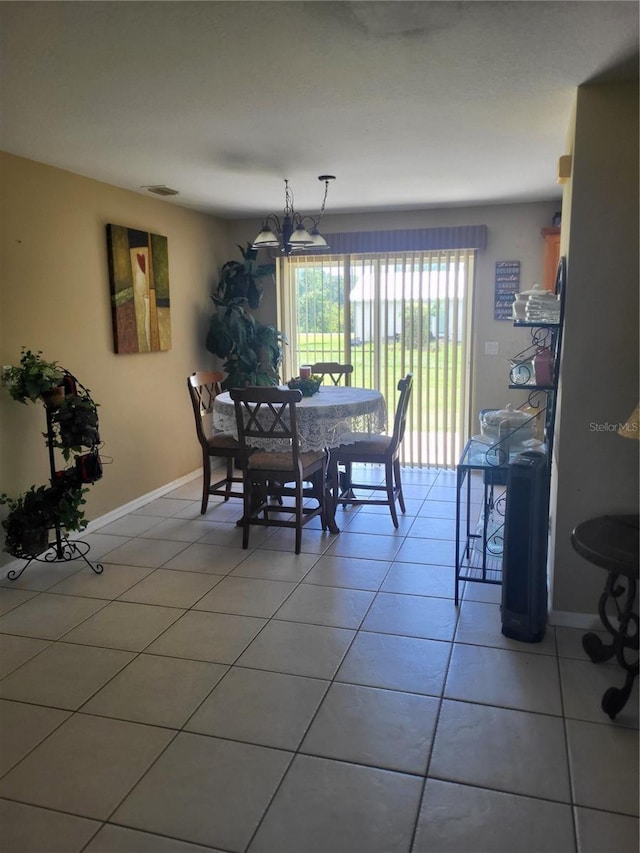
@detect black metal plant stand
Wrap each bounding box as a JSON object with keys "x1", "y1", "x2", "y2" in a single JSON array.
[
  {"x1": 7, "y1": 536, "x2": 103, "y2": 582},
  {"x1": 6, "y1": 371, "x2": 103, "y2": 582}
]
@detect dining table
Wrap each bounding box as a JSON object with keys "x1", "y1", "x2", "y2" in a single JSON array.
[{"x1": 213, "y1": 384, "x2": 387, "y2": 532}]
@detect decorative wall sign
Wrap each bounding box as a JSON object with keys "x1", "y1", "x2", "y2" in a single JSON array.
[
  {"x1": 106, "y1": 225, "x2": 172, "y2": 353},
  {"x1": 494, "y1": 260, "x2": 520, "y2": 320}
]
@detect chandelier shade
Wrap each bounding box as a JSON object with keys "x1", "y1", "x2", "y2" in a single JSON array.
[
  {"x1": 252, "y1": 227, "x2": 280, "y2": 249},
  {"x1": 288, "y1": 225, "x2": 314, "y2": 247},
  {"x1": 307, "y1": 228, "x2": 328, "y2": 248},
  {"x1": 252, "y1": 175, "x2": 335, "y2": 255}
]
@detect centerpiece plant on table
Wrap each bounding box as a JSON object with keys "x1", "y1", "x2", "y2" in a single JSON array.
[{"x1": 287, "y1": 375, "x2": 322, "y2": 397}]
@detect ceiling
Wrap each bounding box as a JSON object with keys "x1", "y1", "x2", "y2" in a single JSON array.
[{"x1": 1, "y1": 1, "x2": 638, "y2": 220}]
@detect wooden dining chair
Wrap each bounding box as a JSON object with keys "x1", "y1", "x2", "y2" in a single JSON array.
[
  {"x1": 330, "y1": 373, "x2": 414, "y2": 528},
  {"x1": 230, "y1": 386, "x2": 328, "y2": 554},
  {"x1": 187, "y1": 371, "x2": 243, "y2": 514},
  {"x1": 310, "y1": 362, "x2": 353, "y2": 386}
]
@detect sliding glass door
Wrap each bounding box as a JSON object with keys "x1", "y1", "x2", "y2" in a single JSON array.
[{"x1": 279, "y1": 249, "x2": 475, "y2": 467}]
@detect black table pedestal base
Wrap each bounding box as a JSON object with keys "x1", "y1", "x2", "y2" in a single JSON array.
[
  {"x1": 572, "y1": 515, "x2": 639, "y2": 721},
  {"x1": 582, "y1": 571, "x2": 638, "y2": 719}
]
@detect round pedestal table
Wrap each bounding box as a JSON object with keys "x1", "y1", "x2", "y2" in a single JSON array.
[{"x1": 213, "y1": 385, "x2": 387, "y2": 532}]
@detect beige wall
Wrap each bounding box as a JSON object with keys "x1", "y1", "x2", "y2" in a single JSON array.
[
  {"x1": 550, "y1": 81, "x2": 639, "y2": 614},
  {"x1": 229, "y1": 200, "x2": 561, "y2": 433},
  {"x1": 0, "y1": 152, "x2": 228, "y2": 525}
]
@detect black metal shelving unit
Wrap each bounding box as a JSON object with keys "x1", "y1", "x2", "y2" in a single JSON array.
[
  {"x1": 455, "y1": 258, "x2": 566, "y2": 605},
  {"x1": 455, "y1": 440, "x2": 509, "y2": 604}
]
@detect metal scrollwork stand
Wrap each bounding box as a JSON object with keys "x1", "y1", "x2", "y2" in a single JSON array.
[
  {"x1": 6, "y1": 371, "x2": 103, "y2": 582},
  {"x1": 572, "y1": 514, "x2": 639, "y2": 720},
  {"x1": 7, "y1": 532, "x2": 103, "y2": 582}
]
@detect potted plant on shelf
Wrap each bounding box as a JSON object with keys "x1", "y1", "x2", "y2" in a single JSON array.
[
  {"x1": 205, "y1": 243, "x2": 285, "y2": 389},
  {"x1": 0, "y1": 481, "x2": 89, "y2": 558},
  {"x1": 49, "y1": 481, "x2": 89, "y2": 534},
  {"x1": 4, "y1": 348, "x2": 65, "y2": 406},
  {"x1": 0, "y1": 485, "x2": 53, "y2": 556},
  {"x1": 49, "y1": 390, "x2": 100, "y2": 459}
]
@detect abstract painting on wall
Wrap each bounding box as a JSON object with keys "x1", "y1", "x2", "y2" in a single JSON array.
[{"x1": 106, "y1": 224, "x2": 172, "y2": 353}]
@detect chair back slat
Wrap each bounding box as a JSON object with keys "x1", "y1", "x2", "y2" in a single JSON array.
[
  {"x1": 230, "y1": 387, "x2": 303, "y2": 465},
  {"x1": 310, "y1": 362, "x2": 353, "y2": 386},
  {"x1": 389, "y1": 373, "x2": 414, "y2": 452},
  {"x1": 240, "y1": 400, "x2": 294, "y2": 440},
  {"x1": 188, "y1": 371, "x2": 225, "y2": 443}
]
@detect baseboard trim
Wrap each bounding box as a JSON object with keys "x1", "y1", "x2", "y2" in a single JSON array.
[
  {"x1": 548, "y1": 609, "x2": 601, "y2": 631},
  {"x1": 0, "y1": 470, "x2": 202, "y2": 578},
  {"x1": 85, "y1": 469, "x2": 202, "y2": 532}
]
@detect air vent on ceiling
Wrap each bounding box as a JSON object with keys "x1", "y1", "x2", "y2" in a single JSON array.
[{"x1": 142, "y1": 185, "x2": 180, "y2": 197}]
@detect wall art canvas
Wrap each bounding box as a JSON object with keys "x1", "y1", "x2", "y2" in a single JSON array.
[{"x1": 106, "y1": 224, "x2": 172, "y2": 353}]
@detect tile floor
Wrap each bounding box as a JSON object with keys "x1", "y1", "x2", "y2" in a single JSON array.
[{"x1": 0, "y1": 466, "x2": 637, "y2": 853}]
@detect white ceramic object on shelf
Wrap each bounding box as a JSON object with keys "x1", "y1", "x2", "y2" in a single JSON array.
[{"x1": 480, "y1": 403, "x2": 538, "y2": 444}]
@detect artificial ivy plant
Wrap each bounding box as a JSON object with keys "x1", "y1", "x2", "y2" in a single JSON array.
[
  {"x1": 4, "y1": 348, "x2": 65, "y2": 404},
  {"x1": 205, "y1": 244, "x2": 285, "y2": 389},
  {"x1": 0, "y1": 481, "x2": 88, "y2": 557},
  {"x1": 50, "y1": 391, "x2": 100, "y2": 460}
]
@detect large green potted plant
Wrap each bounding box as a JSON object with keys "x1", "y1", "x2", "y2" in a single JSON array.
[
  {"x1": 205, "y1": 244, "x2": 285, "y2": 389},
  {"x1": 4, "y1": 348, "x2": 65, "y2": 405}
]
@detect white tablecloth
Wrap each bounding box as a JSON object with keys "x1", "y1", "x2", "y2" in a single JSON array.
[{"x1": 213, "y1": 386, "x2": 387, "y2": 453}]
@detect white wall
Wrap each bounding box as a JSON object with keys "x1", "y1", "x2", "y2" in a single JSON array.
[{"x1": 550, "y1": 81, "x2": 639, "y2": 615}]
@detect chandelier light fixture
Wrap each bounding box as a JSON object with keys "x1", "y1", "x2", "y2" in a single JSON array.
[{"x1": 252, "y1": 175, "x2": 335, "y2": 255}]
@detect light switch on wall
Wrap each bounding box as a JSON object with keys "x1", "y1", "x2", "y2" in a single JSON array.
[{"x1": 484, "y1": 342, "x2": 499, "y2": 355}]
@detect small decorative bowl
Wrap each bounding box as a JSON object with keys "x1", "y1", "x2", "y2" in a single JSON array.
[{"x1": 287, "y1": 375, "x2": 322, "y2": 397}]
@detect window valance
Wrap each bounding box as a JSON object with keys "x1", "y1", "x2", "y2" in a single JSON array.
[{"x1": 319, "y1": 225, "x2": 487, "y2": 255}]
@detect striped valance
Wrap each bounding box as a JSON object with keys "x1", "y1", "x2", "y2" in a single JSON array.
[{"x1": 320, "y1": 225, "x2": 487, "y2": 255}]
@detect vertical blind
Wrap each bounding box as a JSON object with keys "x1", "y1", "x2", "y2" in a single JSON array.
[{"x1": 278, "y1": 247, "x2": 476, "y2": 468}]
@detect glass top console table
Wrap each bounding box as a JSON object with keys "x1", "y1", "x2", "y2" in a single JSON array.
[{"x1": 455, "y1": 437, "x2": 545, "y2": 605}]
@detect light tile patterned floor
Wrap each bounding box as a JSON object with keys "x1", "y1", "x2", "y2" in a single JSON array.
[{"x1": 0, "y1": 466, "x2": 637, "y2": 853}]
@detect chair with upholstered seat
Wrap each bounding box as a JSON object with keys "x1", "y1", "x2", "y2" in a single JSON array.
[
  {"x1": 230, "y1": 386, "x2": 328, "y2": 554},
  {"x1": 187, "y1": 371, "x2": 243, "y2": 514},
  {"x1": 309, "y1": 363, "x2": 354, "y2": 488},
  {"x1": 310, "y1": 362, "x2": 353, "y2": 386},
  {"x1": 330, "y1": 373, "x2": 413, "y2": 528}
]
